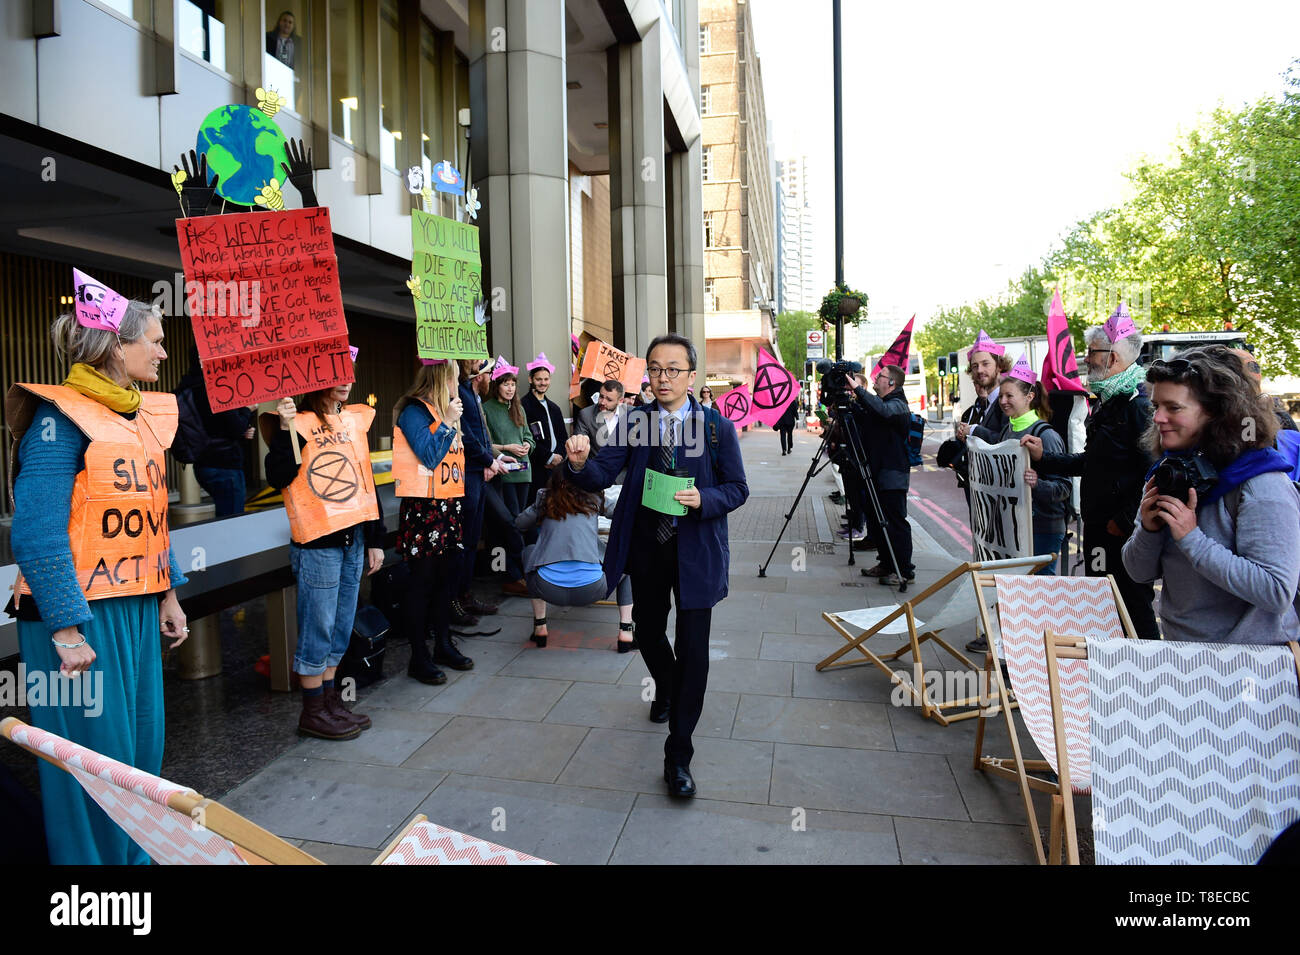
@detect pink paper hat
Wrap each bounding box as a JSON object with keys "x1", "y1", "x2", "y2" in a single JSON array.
[
  {"x1": 349, "y1": 345, "x2": 359, "y2": 363},
  {"x1": 1103, "y1": 302, "x2": 1137, "y2": 343},
  {"x1": 491, "y1": 355, "x2": 519, "y2": 380},
  {"x1": 641, "y1": 375, "x2": 650, "y2": 385},
  {"x1": 570, "y1": 334, "x2": 581, "y2": 356},
  {"x1": 1007, "y1": 352, "x2": 1036, "y2": 385},
  {"x1": 526, "y1": 351, "x2": 555, "y2": 374},
  {"x1": 73, "y1": 268, "x2": 131, "y2": 333},
  {"x1": 969, "y1": 328, "x2": 1005, "y2": 357},
  {"x1": 420, "y1": 357, "x2": 447, "y2": 366}
]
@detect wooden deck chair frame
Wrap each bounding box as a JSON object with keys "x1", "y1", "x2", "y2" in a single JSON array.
[
  {"x1": 1, "y1": 716, "x2": 323, "y2": 865},
  {"x1": 1042, "y1": 629, "x2": 1088, "y2": 865},
  {"x1": 971, "y1": 575, "x2": 1138, "y2": 865},
  {"x1": 816, "y1": 556, "x2": 1050, "y2": 726}
]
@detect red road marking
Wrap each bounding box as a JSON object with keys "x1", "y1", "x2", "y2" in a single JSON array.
[{"x1": 908, "y1": 492, "x2": 973, "y2": 547}]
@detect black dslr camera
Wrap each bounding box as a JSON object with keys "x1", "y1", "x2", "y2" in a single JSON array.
[{"x1": 1152, "y1": 451, "x2": 1218, "y2": 504}]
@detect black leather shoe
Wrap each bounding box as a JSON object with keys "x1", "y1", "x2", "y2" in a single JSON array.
[
  {"x1": 664, "y1": 762, "x2": 696, "y2": 798},
  {"x1": 649, "y1": 700, "x2": 670, "y2": 723},
  {"x1": 449, "y1": 599, "x2": 479, "y2": 627}
]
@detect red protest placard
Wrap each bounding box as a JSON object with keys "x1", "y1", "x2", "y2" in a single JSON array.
[
  {"x1": 176, "y1": 207, "x2": 352, "y2": 412},
  {"x1": 579, "y1": 340, "x2": 646, "y2": 395}
]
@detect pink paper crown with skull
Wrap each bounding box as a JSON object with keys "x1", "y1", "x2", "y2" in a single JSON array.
[
  {"x1": 1103, "y1": 302, "x2": 1137, "y2": 343},
  {"x1": 1007, "y1": 352, "x2": 1037, "y2": 385},
  {"x1": 969, "y1": 328, "x2": 1005, "y2": 357},
  {"x1": 491, "y1": 355, "x2": 518, "y2": 380}
]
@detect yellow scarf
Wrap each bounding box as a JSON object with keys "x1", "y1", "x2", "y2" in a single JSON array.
[{"x1": 62, "y1": 362, "x2": 142, "y2": 414}]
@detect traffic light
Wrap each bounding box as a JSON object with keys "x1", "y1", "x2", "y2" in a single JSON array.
[
  {"x1": 947, "y1": 351, "x2": 958, "y2": 374},
  {"x1": 937, "y1": 356, "x2": 947, "y2": 376}
]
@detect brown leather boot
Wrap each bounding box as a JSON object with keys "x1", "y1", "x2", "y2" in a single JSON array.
[
  {"x1": 324, "y1": 684, "x2": 371, "y2": 731},
  {"x1": 298, "y1": 693, "x2": 362, "y2": 740}
]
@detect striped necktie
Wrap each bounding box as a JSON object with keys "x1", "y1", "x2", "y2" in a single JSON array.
[{"x1": 656, "y1": 416, "x2": 678, "y2": 543}]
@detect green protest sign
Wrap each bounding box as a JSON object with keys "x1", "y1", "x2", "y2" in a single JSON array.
[
  {"x1": 410, "y1": 210, "x2": 486, "y2": 360},
  {"x1": 642, "y1": 469, "x2": 693, "y2": 516}
]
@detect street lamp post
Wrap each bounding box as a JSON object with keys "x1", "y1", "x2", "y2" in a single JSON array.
[{"x1": 832, "y1": 0, "x2": 844, "y2": 362}]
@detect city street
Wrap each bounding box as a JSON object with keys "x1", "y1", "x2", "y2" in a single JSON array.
[{"x1": 217, "y1": 422, "x2": 1058, "y2": 864}]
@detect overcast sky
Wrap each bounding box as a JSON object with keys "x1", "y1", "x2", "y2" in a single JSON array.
[{"x1": 748, "y1": 0, "x2": 1300, "y2": 333}]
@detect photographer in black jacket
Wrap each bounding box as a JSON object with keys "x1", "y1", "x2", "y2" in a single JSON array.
[
  {"x1": 848, "y1": 365, "x2": 915, "y2": 585},
  {"x1": 1019, "y1": 315, "x2": 1158, "y2": 638}
]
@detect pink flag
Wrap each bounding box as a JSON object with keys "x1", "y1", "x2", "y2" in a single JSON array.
[
  {"x1": 717, "y1": 384, "x2": 756, "y2": 429},
  {"x1": 1041, "y1": 289, "x2": 1087, "y2": 394},
  {"x1": 869, "y1": 315, "x2": 915, "y2": 380},
  {"x1": 73, "y1": 268, "x2": 131, "y2": 333},
  {"x1": 749, "y1": 348, "x2": 799, "y2": 427}
]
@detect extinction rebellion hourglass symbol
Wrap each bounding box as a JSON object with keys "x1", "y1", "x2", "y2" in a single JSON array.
[
  {"x1": 751, "y1": 363, "x2": 792, "y2": 411},
  {"x1": 721, "y1": 390, "x2": 750, "y2": 421},
  {"x1": 307, "y1": 451, "x2": 360, "y2": 502}
]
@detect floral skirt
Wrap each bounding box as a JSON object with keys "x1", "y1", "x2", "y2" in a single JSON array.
[{"x1": 397, "y1": 495, "x2": 465, "y2": 559}]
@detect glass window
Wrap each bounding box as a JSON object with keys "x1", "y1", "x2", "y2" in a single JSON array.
[
  {"x1": 699, "y1": 25, "x2": 710, "y2": 55},
  {"x1": 701, "y1": 146, "x2": 712, "y2": 181},
  {"x1": 95, "y1": 0, "x2": 152, "y2": 28},
  {"x1": 263, "y1": 3, "x2": 307, "y2": 116},
  {"x1": 379, "y1": 0, "x2": 406, "y2": 169},
  {"x1": 420, "y1": 20, "x2": 441, "y2": 181},
  {"x1": 704, "y1": 278, "x2": 716, "y2": 312},
  {"x1": 179, "y1": 0, "x2": 241, "y2": 75},
  {"x1": 700, "y1": 85, "x2": 711, "y2": 116},
  {"x1": 331, "y1": 0, "x2": 365, "y2": 147},
  {"x1": 703, "y1": 212, "x2": 714, "y2": 247}
]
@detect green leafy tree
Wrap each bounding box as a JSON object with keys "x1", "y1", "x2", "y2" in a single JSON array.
[{"x1": 775, "y1": 310, "x2": 836, "y2": 378}]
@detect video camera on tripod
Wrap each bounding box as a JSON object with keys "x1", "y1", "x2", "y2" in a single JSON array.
[{"x1": 816, "y1": 359, "x2": 863, "y2": 413}]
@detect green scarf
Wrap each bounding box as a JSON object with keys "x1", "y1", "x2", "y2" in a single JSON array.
[
  {"x1": 63, "y1": 362, "x2": 142, "y2": 414},
  {"x1": 1009, "y1": 409, "x2": 1039, "y2": 432},
  {"x1": 1090, "y1": 360, "x2": 1145, "y2": 402}
]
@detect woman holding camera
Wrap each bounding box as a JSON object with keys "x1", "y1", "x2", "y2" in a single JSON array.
[{"x1": 1122, "y1": 347, "x2": 1300, "y2": 644}]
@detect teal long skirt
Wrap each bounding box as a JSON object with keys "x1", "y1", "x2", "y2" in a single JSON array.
[{"x1": 17, "y1": 593, "x2": 163, "y2": 865}]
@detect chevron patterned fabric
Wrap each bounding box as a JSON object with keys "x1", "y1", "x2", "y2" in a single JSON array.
[
  {"x1": 995, "y1": 575, "x2": 1128, "y2": 792},
  {"x1": 379, "y1": 821, "x2": 553, "y2": 865},
  {"x1": 1089, "y1": 637, "x2": 1300, "y2": 865}
]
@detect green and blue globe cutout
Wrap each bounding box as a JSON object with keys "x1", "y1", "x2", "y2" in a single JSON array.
[{"x1": 195, "y1": 104, "x2": 290, "y2": 207}]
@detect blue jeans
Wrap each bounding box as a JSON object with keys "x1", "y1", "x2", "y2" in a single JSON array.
[
  {"x1": 194, "y1": 466, "x2": 246, "y2": 517},
  {"x1": 290, "y1": 535, "x2": 364, "y2": 675},
  {"x1": 1033, "y1": 531, "x2": 1066, "y2": 576}
]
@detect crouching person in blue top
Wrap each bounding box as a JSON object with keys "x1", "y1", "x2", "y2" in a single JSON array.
[
  {"x1": 564, "y1": 334, "x2": 749, "y2": 799},
  {"x1": 7, "y1": 294, "x2": 189, "y2": 864}
]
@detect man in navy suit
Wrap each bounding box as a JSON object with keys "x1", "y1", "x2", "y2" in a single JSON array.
[{"x1": 565, "y1": 334, "x2": 749, "y2": 797}]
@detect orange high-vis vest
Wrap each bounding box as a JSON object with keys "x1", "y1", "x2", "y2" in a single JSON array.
[
  {"x1": 6, "y1": 383, "x2": 178, "y2": 601},
  {"x1": 282, "y1": 404, "x2": 380, "y2": 545},
  {"x1": 392, "y1": 399, "x2": 466, "y2": 499}
]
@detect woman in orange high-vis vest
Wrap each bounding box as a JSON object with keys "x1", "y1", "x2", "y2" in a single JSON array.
[
  {"x1": 393, "y1": 360, "x2": 475, "y2": 684},
  {"x1": 8, "y1": 295, "x2": 188, "y2": 865},
  {"x1": 264, "y1": 379, "x2": 385, "y2": 741}
]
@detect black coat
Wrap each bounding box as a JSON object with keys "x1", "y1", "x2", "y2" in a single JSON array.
[
  {"x1": 522, "y1": 391, "x2": 568, "y2": 476},
  {"x1": 176, "y1": 368, "x2": 252, "y2": 471},
  {"x1": 1036, "y1": 385, "x2": 1154, "y2": 534},
  {"x1": 851, "y1": 386, "x2": 911, "y2": 490}
]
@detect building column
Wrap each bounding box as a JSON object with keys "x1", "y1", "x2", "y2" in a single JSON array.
[
  {"x1": 608, "y1": 22, "x2": 668, "y2": 358},
  {"x1": 668, "y1": 142, "x2": 706, "y2": 372},
  {"x1": 469, "y1": 0, "x2": 570, "y2": 366}
]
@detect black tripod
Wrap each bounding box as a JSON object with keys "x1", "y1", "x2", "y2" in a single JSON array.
[{"x1": 758, "y1": 403, "x2": 905, "y2": 593}]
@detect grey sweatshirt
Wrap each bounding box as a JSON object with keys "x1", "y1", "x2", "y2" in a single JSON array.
[
  {"x1": 1121, "y1": 470, "x2": 1300, "y2": 644},
  {"x1": 515, "y1": 489, "x2": 617, "y2": 574}
]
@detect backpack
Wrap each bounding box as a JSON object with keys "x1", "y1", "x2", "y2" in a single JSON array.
[
  {"x1": 171, "y1": 386, "x2": 212, "y2": 464},
  {"x1": 1223, "y1": 480, "x2": 1300, "y2": 627},
  {"x1": 907, "y1": 412, "x2": 925, "y2": 467}
]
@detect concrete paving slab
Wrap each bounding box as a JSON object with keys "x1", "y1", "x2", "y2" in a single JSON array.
[
  {"x1": 702, "y1": 658, "x2": 794, "y2": 696},
  {"x1": 421, "y1": 675, "x2": 572, "y2": 721},
  {"x1": 497, "y1": 645, "x2": 635, "y2": 683},
  {"x1": 221, "y1": 755, "x2": 446, "y2": 849},
  {"x1": 610, "y1": 794, "x2": 900, "y2": 865},
  {"x1": 893, "y1": 816, "x2": 1038, "y2": 865},
  {"x1": 414, "y1": 774, "x2": 635, "y2": 865},
  {"x1": 731, "y1": 694, "x2": 895, "y2": 750},
  {"x1": 760, "y1": 631, "x2": 849, "y2": 664},
  {"x1": 296, "y1": 840, "x2": 380, "y2": 864},
  {"x1": 769, "y1": 743, "x2": 968, "y2": 820},
  {"x1": 545, "y1": 681, "x2": 739, "y2": 739},
  {"x1": 557, "y1": 729, "x2": 773, "y2": 805},
  {"x1": 401, "y1": 715, "x2": 589, "y2": 783},
  {"x1": 792, "y1": 660, "x2": 901, "y2": 704}
]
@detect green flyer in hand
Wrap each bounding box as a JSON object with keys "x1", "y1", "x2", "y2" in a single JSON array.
[{"x1": 642, "y1": 468, "x2": 693, "y2": 516}]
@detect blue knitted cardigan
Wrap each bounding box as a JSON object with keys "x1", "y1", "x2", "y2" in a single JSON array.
[{"x1": 11, "y1": 400, "x2": 188, "y2": 635}]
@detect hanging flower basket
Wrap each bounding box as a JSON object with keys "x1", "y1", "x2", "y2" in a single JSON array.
[{"x1": 820, "y1": 285, "x2": 869, "y2": 325}]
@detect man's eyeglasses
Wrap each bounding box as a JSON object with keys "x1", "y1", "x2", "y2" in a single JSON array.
[{"x1": 647, "y1": 366, "x2": 691, "y2": 380}]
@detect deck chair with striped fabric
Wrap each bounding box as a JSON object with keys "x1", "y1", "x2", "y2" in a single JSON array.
[
  {"x1": 972, "y1": 575, "x2": 1137, "y2": 865},
  {"x1": 2, "y1": 717, "x2": 551, "y2": 865},
  {"x1": 817, "y1": 556, "x2": 1050, "y2": 725}
]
